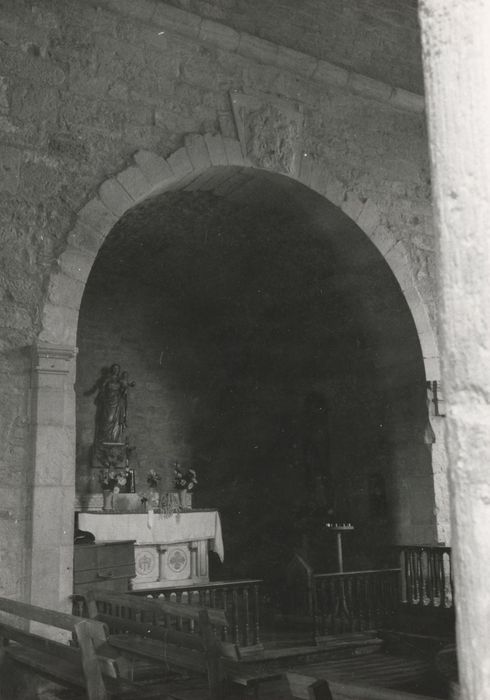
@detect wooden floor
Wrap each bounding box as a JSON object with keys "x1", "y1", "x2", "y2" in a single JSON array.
[{"x1": 21, "y1": 636, "x2": 448, "y2": 700}]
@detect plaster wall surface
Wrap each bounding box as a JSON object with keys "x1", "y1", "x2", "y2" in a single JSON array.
[{"x1": 0, "y1": 0, "x2": 440, "y2": 600}]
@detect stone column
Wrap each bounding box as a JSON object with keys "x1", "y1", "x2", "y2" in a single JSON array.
[
  {"x1": 419, "y1": 3, "x2": 490, "y2": 697},
  {"x1": 29, "y1": 342, "x2": 77, "y2": 613}
]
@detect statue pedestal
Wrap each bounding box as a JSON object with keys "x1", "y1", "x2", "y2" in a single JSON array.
[{"x1": 91, "y1": 441, "x2": 126, "y2": 468}]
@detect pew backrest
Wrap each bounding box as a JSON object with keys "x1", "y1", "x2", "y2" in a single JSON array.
[
  {"x1": 287, "y1": 672, "x2": 333, "y2": 700},
  {"x1": 80, "y1": 588, "x2": 229, "y2": 699},
  {"x1": 0, "y1": 595, "x2": 112, "y2": 700}
]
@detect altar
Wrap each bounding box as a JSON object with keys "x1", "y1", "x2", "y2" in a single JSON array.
[{"x1": 78, "y1": 510, "x2": 224, "y2": 590}]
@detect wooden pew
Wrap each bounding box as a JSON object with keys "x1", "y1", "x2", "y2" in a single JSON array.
[
  {"x1": 287, "y1": 672, "x2": 333, "y2": 700},
  {"x1": 286, "y1": 672, "x2": 441, "y2": 700},
  {"x1": 0, "y1": 595, "x2": 169, "y2": 700},
  {"x1": 78, "y1": 588, "x2": 282, "y2": 699},
  {"x1": 80, "y1": 588, "x2": 226, "y2": 699}
]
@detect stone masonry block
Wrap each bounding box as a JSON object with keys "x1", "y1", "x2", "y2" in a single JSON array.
[
  {"x1": 58, "y1": 247, "x2": 95, "y2": 284},
  {"x1": 405, "y1": 294, "x2": 432, "y2": 332},
  {"x1": 184, "y1": 134, "x2": 212, "y2": 172},
  {"x1": 340, "y1": 191, "x2": 364, "y2": 221},
  {"x1": 0, "y1": 145, "x2": 21, "y2": 194},
  {"x1": 47, "y1": 272, "x2": 85, "y2": 311},
  {"x1": 66, "y1": 219, "x2": 105, "y2": 254},
  {"x1": 424, "y1": 356, "x2": 442, "y2": 381},
  {"x1": 277, "y1": 46, "x2": 317, "y2": 78},
  {"x1": 349, "y1": 73, "x2": 393, "y2": 102},
  {"x1": 367, "y1": 224, "x2": 397, "y2": 256},
  {"x1": 33, "y1": 391, "x2": 70, "y2": 430},
  {"x1": 40, "y1": 304, "x2": 77, "y2": 346},
  {"x1": 99, "y1": 177, "x2": 134, "y2": 217},
  {"x1": 401, "y1": 285, "x2": 432, "y2": 333},
  {"x1": 418, "y1": 330, "x2": 439, "y2": 360},
  {"x1": 204, "y1": 133, "x2": 227, "y2": 166},
  {"x1": 223, "y1": 138, "x2": 245, "y2": 166},
  {"x1": 116, "y1": 165, "x2": 152, "y2": 201},
  {"x1": 390, "y1": 88, "x2": 425, "y2": 114},
  {"x1": 167, "y1": 147, "x2": 195, "y2": 180},
  {"x1": 312, "y1": 60, "x2": 349, "y2": 88},
  {"x1": 238, "y1": 33, "x2": 279, "y2": 65},
  {"x1": 385, "y1": 241, "x2": 416, "y2": 291},
  {"x1": 401, "y1": 283, "x2": 424, "y2": 310},
  {"x1": 356, "y1": 198, "x2": 381, "y2": 236},
  {"x1": 199, "y1": 19, "x2": 239, "y2": 52},
  {"x1": 134, "y1": 150, "x2": 174, "y2": 187},
  {"x1": 77, "y1": 197, "x2": 118, "y2": 237},
  {"x1": 153, "y1": 4, "x2": 201, "y2": 39}
]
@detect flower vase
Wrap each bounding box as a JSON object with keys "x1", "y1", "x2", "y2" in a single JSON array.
[
  {"x1": 178, "y1": 489, "x2": 192, "y2": 510},
  {"x1": 102, "y1": 490, "x2": 114, "y2": 512},
  {"x1": 148, "y1": 489, "x2": 160, "y2": 511}
]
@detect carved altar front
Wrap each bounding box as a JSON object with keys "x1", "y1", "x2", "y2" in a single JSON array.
[{"x1": 77, "y1": 510, "x2": 224, "y2": 590}]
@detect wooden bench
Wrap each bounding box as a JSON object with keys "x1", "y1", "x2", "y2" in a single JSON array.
[
  {"x1": 286, "y1": 671, "x2": 441, "y2": 700},
  {"x1": 77, "y1": 588, "x2": 282, "y2": 699},
  {"x1": 0, "y1": 595, "x2": 170, "y2": 700},
  {"x1": 287, "y1": 672, "x2": 333, "y2": 700}
]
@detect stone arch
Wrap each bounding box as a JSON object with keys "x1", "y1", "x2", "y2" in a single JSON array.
[
  {"x1": 42, "y1": 133, "x2": 440, "y2": 380},
  {"x1": 30, "y1": 134, "x2": 441, "y2": 610}
]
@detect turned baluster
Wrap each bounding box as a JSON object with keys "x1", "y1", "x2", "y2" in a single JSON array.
[
  {"x1": 243, "y1": 587, "x2": 251, "y2": 647},
  {"x1": 222, "y1": 588, "x2": 229, "y2": 641},
  {"x1": 232, "y1": 588, "x2": 240, "y2": 645},
  {"x1": 329, "y1": 577, "x2": 337, "y2": 634},
  {"x1": 253, "y1": 583, "x2": 261, "y2": 645}
]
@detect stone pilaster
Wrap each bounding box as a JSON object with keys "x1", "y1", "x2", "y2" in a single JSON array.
[
  {"x1": 419, "y1": 2, "x2": 490, "y2": 695},
  {"x1": 29, "y1": 342, "x2": 77, "y2": 613}
]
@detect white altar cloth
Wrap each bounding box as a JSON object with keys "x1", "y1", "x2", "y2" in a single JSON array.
[{"x1": 78, "y1": 510, "x2": 224, "y2": 561}]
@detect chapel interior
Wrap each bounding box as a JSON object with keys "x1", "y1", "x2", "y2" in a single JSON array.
[{"x1": 0, "y1": 0, "x2": 482, "y2": 698}]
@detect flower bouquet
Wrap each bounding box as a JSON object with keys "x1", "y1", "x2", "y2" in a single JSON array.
[
  {"x1": 173, "y1": 465, "x2": 197, "y2": 510},
  {"x1": 174, "y1": 466, "x2": 198, "y2": 492},
  {"x1": 99, "y1": 468, "x2": 130, "y2": 494},
  {"x1": 140, "y1": 469, "x2": 161, "y2": 510}
]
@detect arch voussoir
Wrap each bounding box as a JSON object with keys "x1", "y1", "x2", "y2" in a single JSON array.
[
  {"x1": 204, "y1": 133, "x2": 228, "y2": 165},
  {"x1": 77, "y1": 196, "x2": 118, "y2": 237},
  {"x1": 308, "y1": 162, "x2": 346, "y2": 206},
  {"x1": 39, "y1": 302, "x2": 78, "y2": 346},
  {"x1": 184, "y1": 133, "x2": 213, "y2": 172},
  {"x1": 116, "y1": 165, "x2": 153, "y2": 201},
  {"x1": 47, "y1": 272, "x2": 86, "y2": 313},
  {"x1": 58, "y1": 247, "x2": 96, "y2": 285},
  {"x1": 355, "y1": 198, "x2": 380, "y2": 235},
  {"x1": 99, "y1": 177, "x2": 135, "y2": 217},
  {"x1": 134, "y1": 150, "x2": 175, "y2": 188}
]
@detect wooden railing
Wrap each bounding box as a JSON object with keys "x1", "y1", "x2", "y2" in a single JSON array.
[
  {"x1": 398, "y1": 545, "x2": 453, "y2": 609},
  {"x1": 313, "y1": 568, "x2": 400, "y2": 639},
  {"x1": 132, "y1": 578, "x2": 263, "y2": 650}
]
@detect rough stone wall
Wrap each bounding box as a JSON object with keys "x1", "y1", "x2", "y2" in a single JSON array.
[
  {"x1": 0, "y1": 0, "x2": 439, "y2": 597},
  {"x1": 163, "y1": 0, "x2": 423, "y2": 94}
]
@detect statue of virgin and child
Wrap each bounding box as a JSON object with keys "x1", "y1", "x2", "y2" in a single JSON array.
[{"x1": 88, "y1": 363, "x2": 135, "y2": 466}]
